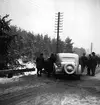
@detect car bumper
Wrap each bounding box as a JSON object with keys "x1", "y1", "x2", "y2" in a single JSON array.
[{"x1": 55, "y1": 67, "x2": 79, "y2": 75}]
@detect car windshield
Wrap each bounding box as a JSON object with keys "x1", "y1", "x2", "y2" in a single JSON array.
[{"x1": 59, "y1": 57, "x2": 76, "y2": 62}]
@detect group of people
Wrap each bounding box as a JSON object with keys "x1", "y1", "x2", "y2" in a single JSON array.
[
  {"x1": 80, "y1": 52, "x2": 98, "y2": 76},
  {"x1": 36, "y1": 52, "x2": 98, "y2": 77},
  {"x1": 36, "y1": 53, "x2": 56, "y2": 77}
]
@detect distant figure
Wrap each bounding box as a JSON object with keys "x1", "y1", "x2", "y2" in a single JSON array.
[
  {"x1": 87, "y1": 54, "x2": 92, "y2": 75},
  {"x1": 91, "y1": 52, "x2": 97, "y2": 76},
  {"x1": 80, "y1": 53, "x2": 88, "y2": 73},
  {"x1": 36, "y1": 53, "x2": 44, "y2": 76}
]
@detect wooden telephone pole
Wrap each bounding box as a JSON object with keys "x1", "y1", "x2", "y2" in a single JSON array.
[
  {"x1": 91, "y1": 42, "x2": 93, "y2": 53},
  {"x1": 55, "y1": 12, "x2": 63, "y2": 53}
]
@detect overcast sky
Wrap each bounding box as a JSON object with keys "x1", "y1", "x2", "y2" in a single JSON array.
[{"x1": 0, "y1": 0, "x2": 100, "y2": 54}]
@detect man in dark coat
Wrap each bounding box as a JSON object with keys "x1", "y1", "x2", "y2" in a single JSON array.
[
  {"x1": 87, "y1": 54, "x2": 92, "y2": 75},
  {"x1": 36, "y1": 53, "x2": 44, "y2": 76},
  {"x1": 91, "y1": 52, "x2": 97, "y2": 76},
  {"x1": 45, "y1": 53, "x2": 56, "y2": 77},
  {"x1": 80, "y1": 53, "x2": 88, "y2": 73}
]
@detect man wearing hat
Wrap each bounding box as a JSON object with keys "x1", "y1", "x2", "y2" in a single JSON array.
[{"x1": 36, "y1": 53, "x2": 44, "y2": 76}]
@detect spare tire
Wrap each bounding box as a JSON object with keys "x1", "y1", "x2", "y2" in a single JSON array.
[{"x1": 64, "y1": 64, "x2": 75, "y2": 74}]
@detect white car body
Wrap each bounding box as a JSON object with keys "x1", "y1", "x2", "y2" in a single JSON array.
[{"x1": 54, "y1": 53, "x2": 81, "y2": 76}]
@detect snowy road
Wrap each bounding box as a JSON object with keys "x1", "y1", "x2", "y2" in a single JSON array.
[{"x1": 0, "y1": 71, "x2": 100, "y2": 105}]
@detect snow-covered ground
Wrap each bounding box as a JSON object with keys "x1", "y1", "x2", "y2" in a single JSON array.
[
  {"x1": 0, "y1": 61, "x2": 37, "y2": 84},
  {"x1": 22, "y1": 61, "x2": 37, "y2": 76},
  {"x1": 15, "y1": 59, "x2": 37, "y2": 75},
  {"x1": 1, "y1": 68, "x2": 100, "y2": 105}
]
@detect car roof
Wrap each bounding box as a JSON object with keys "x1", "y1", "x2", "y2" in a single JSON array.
[{"x1": 57, "y1": 53, "x2": 79, "y2": 58}]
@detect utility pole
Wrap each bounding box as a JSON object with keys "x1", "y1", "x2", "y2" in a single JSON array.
[
  {"x1": 91, "y1": 42, "x2": 93, "y2": 53},
  {"x1": 55, "y1": 12, "x2": 63, "y2": 53}
]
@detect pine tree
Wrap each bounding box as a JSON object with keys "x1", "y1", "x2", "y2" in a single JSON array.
[
  {"x1": 0, "y1": 14, "x2": 12, "y2": 69},
  {"x1": 64, "y1": 37, "x2": 74, "y2": 53}
]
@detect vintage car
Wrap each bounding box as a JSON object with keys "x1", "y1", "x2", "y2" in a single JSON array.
[{"x1": 53, "y1": 53, "x2": 81, "y2": 79}]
